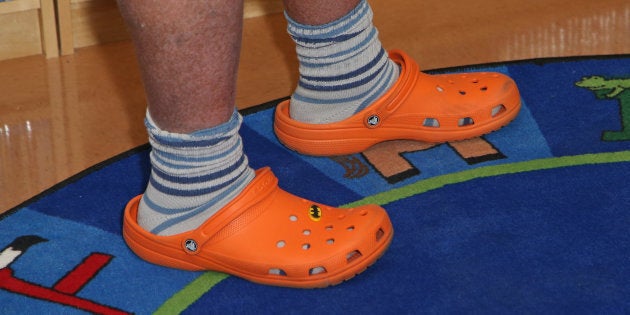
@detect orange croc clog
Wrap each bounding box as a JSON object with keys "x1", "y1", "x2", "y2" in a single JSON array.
[
  {"x1": 123, "y1": 167, "x2": 393, "y2": 288},
  {"x1": 274, "y1": 50, "x2": 521, "y2": 156}
]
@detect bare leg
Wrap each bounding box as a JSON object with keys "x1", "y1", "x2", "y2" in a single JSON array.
[
  {"x1": 118, "y1": 0, "x2": 255, "y2": 236},
  {"x1": 117, "y1": 0, "x2": 243, "y2": 133},
  {"x1": 283, "y1": 0, "x2": 361, "y2": 25}
]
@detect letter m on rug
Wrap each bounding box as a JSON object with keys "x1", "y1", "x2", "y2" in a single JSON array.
[{"x1": 333, "y1": 137, "x2": 506, "y2": 184}]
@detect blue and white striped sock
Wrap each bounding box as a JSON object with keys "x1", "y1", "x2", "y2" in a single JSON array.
[
  {"x1": 138, "y1": 110, "x2": 255, "y2": 236},
  {"x1": 286, "y1": 0, "x2": 399, "y2": 124}
]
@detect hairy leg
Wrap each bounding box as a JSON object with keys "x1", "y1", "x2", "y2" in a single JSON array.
[
  {"x1": 117, "y1": 0, "x2": 244, "y2": 133},
  {"x1": 118, "y1": 0, "x2": 255, "y2": 236},
  {"x1": 283, "y1": 0, "x2": 361, "y2": 25}
]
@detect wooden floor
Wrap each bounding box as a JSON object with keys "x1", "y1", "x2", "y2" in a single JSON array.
[{"x1": 1, "y1": 0, "x2": 628, "y2": 212}]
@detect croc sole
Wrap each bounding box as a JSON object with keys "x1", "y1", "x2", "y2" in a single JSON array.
[
  {"x1": 274, "y1": 50, "x2": 521, "y2": 156},
  {"x1": 123, "y1": 167, "x2": 394, "y2": 288}
]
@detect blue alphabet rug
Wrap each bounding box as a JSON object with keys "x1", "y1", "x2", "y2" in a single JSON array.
[{"x1": 1, "y1": 55, "x2": 629, "y2": 314}]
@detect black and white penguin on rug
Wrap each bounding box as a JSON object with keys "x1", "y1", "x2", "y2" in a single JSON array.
[{"x1": 0, "y1": 235, "x2": 47, "y2": 269}]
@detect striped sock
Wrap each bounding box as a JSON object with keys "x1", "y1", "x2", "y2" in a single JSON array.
[
  {"x1": 138, "y1": 110, "x2": 255, "y2": 236},
  {"x1": 286, "y1": 0, "x2": 399, "y2": 124}
]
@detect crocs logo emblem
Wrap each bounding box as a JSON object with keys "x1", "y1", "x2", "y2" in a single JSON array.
[
  {"x1": 367, "y1": 115, "x2": 380, "y2": 127},
  {"x1": 184, "y1": 239, "x2": 198, "y2": 252},
  {"x1": 309, "y1": 205, "x2": 322, "y2": 222}
]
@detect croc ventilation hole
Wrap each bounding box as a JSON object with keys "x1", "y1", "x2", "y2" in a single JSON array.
[
  {"x1": 310, "y1": 266, "x2": 327, "y2": 275},
  {"x1": 302, "y1": 243, "x2": 311, "y2": 250},
  {"x1": 423, "y1": 118, "x2": 440, "y2": 128},
  {"x1": 269, "y1": 268, "x2": 287, "y2": 276},
  {"x1": 458, "y1": 117, "x2": 475, "y2": 127},
  {"x1": 276, "y1": 240, "x2": 286, "y2": 248},
  {"x1": 491, "y1": 104, "x2": 506, "y2": 117},
  {"x1": 459, "y1": 90, "x2": 467, "y2": 95},
  {"x1": 270, "y1": 266, "x2": 329, "y2": 276},
  {"x1": 327, "y1": 238, "x2": 335, "y2": 245},
  {"x1": 436, "y1": 85, "x2": 445, "y2": 93},
  {"x1": 376, "y1": 228, "x2": 385, "y2": 242},
  {"x1": 347, "y1": 226, "x2": 355, "y2": 232},
  {"x1": 346, "y1": 250, "x2": 363, "y2": 263}
]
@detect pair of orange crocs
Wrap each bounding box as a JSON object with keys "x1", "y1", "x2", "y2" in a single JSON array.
[
  {"x1": 123, "y1": 168, "x2": 393, "y2": 288},
  {"x1": 124, "y1": 50, "x2": 520, "y2": 288},
  {"x1": 274, "y1": 50, "x2": 521, "y2": 156}
]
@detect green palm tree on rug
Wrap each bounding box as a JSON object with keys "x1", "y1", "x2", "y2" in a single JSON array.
[{"x1": 576, "y1": 75, "x2": 630, "y2": 141}]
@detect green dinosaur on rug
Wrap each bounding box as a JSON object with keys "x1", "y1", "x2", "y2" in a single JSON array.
[{"x1": 576, "y1": 75, "x2": 630, "y2": 141}]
